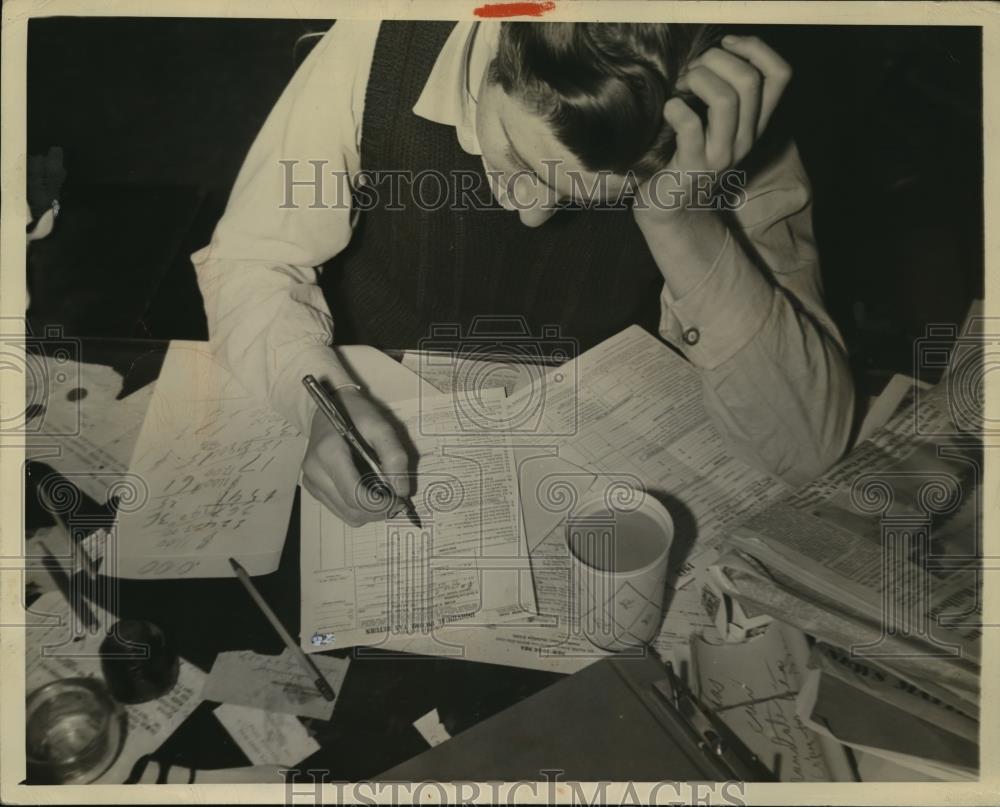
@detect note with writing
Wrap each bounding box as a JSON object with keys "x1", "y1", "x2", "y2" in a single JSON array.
[
  {"x1": 213, "y1": 704, "x2": 319, "y2": 766},
  {"x1": 300, "y1": 387, "x2": 536, "y2": 651},
  {"x1": 24, "y1": 592, "x2": 206, "y2": 784},
  {"x1": 114, "y1": 342, "x2": 307, "y2": 578},
  {"x1": 691, "y1": 621, "x2": 851, "y2": 781},
  {"x1": 202, "y1": 648, "x2": 350, "y2": 720}
]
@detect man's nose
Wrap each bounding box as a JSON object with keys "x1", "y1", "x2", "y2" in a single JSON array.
[{"x1": 512, "y1": 173, "x2": 558, "y2": 227}]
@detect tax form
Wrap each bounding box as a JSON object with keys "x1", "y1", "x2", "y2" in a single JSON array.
[
  {"x1": 300, "y1": 375, "x2": 536, "y2": 652},
  {"x1": 508, "y1": 325, "x2": 793, "y2": 583}
]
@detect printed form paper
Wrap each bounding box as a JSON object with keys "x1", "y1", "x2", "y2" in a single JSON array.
[
  {"x1": 300, "y1": 387, "x2": 536, "y2": 651},
  {"x1": 113, "y1": 342, "x2": 307, "y2": 579},
  {"x1": 368, "y1": 326, "x2": 785, "y2": 672},
  {"x1": 508, "y1": 325, "x2": 793, "y2": 583}
]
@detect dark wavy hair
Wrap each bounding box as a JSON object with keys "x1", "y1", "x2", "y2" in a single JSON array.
[{"x1": 488, "y1": 22, "x2": 720, "y2": 178}]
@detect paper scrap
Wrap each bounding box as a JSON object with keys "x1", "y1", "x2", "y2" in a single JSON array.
[
  {"x1": 24, "y1": 592, "x2": 206, "y2": 784},
  {"x1": 25, "y1": 355, "x2": 153, "y2": 503},
  {"x1": 214, "y1": 704, "x2": 319, "y2": 766},
  {"x1": 203, "y1": 648, "x2": 349, "y2": 720},
  {"x1": 691, "y1": 622, "x2": 847, "y2": 781},
  {"x1": 413, "y1": 709, "x2": 451, "y2": 747}
]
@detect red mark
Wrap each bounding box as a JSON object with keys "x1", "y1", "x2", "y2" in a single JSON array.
[{"x1": 474, "y1": 1, "x2": 556, "y2": 18}]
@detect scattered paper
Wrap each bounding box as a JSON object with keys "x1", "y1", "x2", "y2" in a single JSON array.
[
  {"x1": 24, "y1": 592, "x2": 206, "y2": 784},
  {"x1": 691, "y1": 622, "x2": 851, "y2": 782},
  {"x1": 214, "y1": 704, "x2": 319, "y2": 766},
  {"x1": 25, "y1": 355, "x2": 153, "y2": 503},
  {"x1": 367, "y1": 327, "x2": 784, "y2": 671},
  {"x1": 413, "y1": 709, "x2": 451, "y2": 747},
  {"x1": 203, "y1": 648, "x2": 350, "y2": 720},
  {"x1": 114, "y1": 341, "x2": 308, "y2": 578}
]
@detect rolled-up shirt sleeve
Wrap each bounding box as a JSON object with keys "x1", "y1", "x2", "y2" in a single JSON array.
[
  {"x1": 191, "y1": 21, "x2": 380, "y2": 434},
  {"x1": 658, "y1": 141, "x2": 855, "y2": 486}
]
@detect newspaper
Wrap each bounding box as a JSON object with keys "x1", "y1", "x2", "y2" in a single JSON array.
[
  {"x1": 710, "y1": 551, "x2": 980, "y2": 707},
  {"x1": 718, "y1": 300, "x2": 984, "y2": 704}
]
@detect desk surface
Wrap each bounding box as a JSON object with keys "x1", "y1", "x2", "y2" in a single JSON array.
[
  {"x1": 23, "y1": 339, "x2": 944, "y2": 783},
  {"x1": 24, "y1": 338, "x2": 564, "y2": 781}
]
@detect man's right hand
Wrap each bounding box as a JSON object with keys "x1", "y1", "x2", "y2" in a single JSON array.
[{"x1": 301, "y1": 388, "x2": 413, "y2": 527}]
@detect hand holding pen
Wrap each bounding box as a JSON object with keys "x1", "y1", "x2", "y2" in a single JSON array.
[{"x1": 301, "y1": 375, "x2": 420, "y2": 528}]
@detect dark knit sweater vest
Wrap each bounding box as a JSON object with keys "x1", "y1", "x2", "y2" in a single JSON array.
[{"x1": 320, "y1": 21, "x2": 664, "y2": 353}]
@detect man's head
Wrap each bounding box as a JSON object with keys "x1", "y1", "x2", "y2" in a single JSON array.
[{"x1": 475, "y1": 22, "x2": 716, "y2": 225}]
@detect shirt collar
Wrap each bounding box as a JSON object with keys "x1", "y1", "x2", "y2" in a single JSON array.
[{"x1": 412, "y1": 21, "x2": 500, "y2": 156}]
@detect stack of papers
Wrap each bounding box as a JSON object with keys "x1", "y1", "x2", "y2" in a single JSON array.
[{"x1": 300, "y1": 326, "x2": 796, "y2": 673}]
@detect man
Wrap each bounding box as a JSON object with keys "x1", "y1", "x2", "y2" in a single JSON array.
[{"x1": 193, "y1": 20, "x2": 855, "y2": 526}]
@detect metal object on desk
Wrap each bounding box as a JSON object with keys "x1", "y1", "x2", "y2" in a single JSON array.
[
  {"x1": 26, "y1": 677, "x2": 127, "y2": 784},
  {"x1": 654, "y1": 661, "x2": 776, "y2": 781},
  {"x1": 99, "y1": 620, "x2": 179, "y2": 704}
]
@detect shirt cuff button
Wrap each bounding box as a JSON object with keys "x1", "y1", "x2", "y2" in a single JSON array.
[{"x1": 683, "y1": 327, "x2": 700, "y2": 346}]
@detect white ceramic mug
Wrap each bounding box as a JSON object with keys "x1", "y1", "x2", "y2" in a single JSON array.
[{"x1": 565, "y1": 487, "x2": 674, "y2": 652}]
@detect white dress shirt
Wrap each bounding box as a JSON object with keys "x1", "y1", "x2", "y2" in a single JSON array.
[{"x1": 192, "y1": 20, "x2": 855, "y2": 486}]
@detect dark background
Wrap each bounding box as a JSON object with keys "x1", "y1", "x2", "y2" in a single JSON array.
[{"x1": 25, "y1": 18, "x2": 984, "y2": 386}]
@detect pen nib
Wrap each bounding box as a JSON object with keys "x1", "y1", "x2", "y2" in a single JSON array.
[{"x1": 405, "y1": 502, "x2": 422, "y2": 529}]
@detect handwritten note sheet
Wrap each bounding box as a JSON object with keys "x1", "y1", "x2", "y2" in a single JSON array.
[
  {"x1": 691, "y1": 622, "x2": 846, "y2": 781},
  {"x1": 114, "y1": 342, "x2": 307, "y2": 579},
  {"x1": 214, "y1": 704, "x2": 319, "y2": 766},
  {"x1": 300, "y1": 387, "x2": 536, "y2": 651},
  {"x1": 203, "y1": 648, "x2": 350, "y2": 720},
  {"x1": 24, "y1": 592, "x2": 206, "y2": 784}
]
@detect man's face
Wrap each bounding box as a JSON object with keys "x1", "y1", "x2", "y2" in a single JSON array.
[{"x1": 475, "y1": 75, "x2": 630, "y2": 226}]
